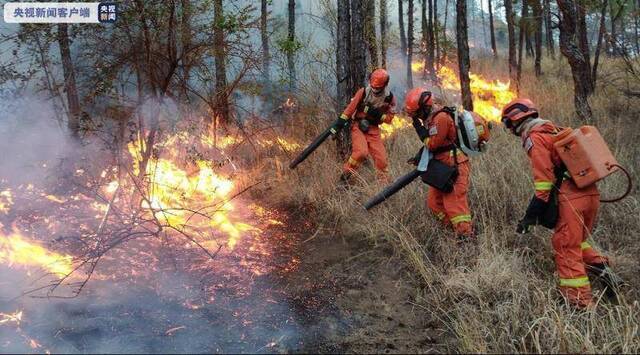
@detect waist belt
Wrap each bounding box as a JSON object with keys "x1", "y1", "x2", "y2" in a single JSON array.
[{"x1": 430, "y1": 144, "x2": 457, "y2": 154}]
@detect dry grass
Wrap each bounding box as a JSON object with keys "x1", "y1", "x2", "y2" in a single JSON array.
[{"x1": 264, "y1": 56, "x2": 640, "y2": 353}]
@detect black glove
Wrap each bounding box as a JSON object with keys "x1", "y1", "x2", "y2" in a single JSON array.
[
  {"x1": 331, "y1": 116, "x2": 349, "y2": 134},
  {"x1": 407, "y1": 147, "x2": 424, "y2": 166},
  {"x1": 516, "y1": 196, "x2": 548, "y2": 234},
  {"x1": 365, "y1": 105, "x2": 384, "y2": 124},
  {"x1": 412, "y1": 116, "x2": 429, "y2": 141}
]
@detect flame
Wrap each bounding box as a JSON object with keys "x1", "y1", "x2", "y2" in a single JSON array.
[
  {"x1": 436, "y1": 66, "x2": 516, "y2": 122},
  {"x1": 0, "y1": 229, "x2": 73, "y2": 276},
  {"x1": 0, "y1": 310, "x2": 22, "y2": 325},
  {"x1": 411, "y1": 61, "x2": 425, "y2": 73},
  {"x1": 0, "y1": 189, "x2": 13, "y2": 214},
  {"x1": 380, "y1": 115, "x2": 412, "y2": 139}
]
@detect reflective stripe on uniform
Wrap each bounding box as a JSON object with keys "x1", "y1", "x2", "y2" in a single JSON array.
[
  {"x1": 435, "y1": 212, "x2": 446, "y2": 220},
  {"x1": 450, "y1": 214, "x2": 471, "y2": 225},
  {"x1": 559, "y1": 276, "x2": 590, "y2": 288},
  {"x1": 424, "y1": 137, "x2": 430, "y2": 146},
  {"x1": 534, "y1": 181, "x2": 554, "y2": 191},
  {"x1": 449, "y1": 150, "x2": 464, "y2": 157},
  {"x1": 340, "y1": 114, "x2": 349, "y2": 120},
  {"x1": 347, "y1": 157, "x2": 360, "y2": 167},
  {"x1": 581, "y1": 241, "x2": 592, "y2": 250}
]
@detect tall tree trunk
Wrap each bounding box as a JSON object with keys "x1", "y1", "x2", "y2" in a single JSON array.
[
  {"x1": 505, "y1": 0, "x2": 518, "y2": 83},
  {"x1": 407, "y1": 0, "x2": 415, "y2": 88},
  {"x1": 543, "y1": 0, "x2": 555, "y2": 57},
  {"x1": 180, "y1": 0, "x2": 192, "y2": 101},
  {"x1": 261, "y1": 0, "x2": 270, "y2": 82},
  {"x1": 336, "y1": 0, "x2": 352, "y2": 158},
  {"x1": 57, "y1": 23, "x2": 82, "y2": 137},
  {"x1": 442, "y1": 0, "x2": 450, "y2": 64},
  {"x1": 399, "y1": 0, "x2": 408, "y2": 54},
  {"x1": 592, "y1": 0, "x2": 608, "y2": 88},
  {"x1": 488, "y1": 0, "x2": 498, "y2": 57},
  {"x1": 380, "y1": 0, "x2": 388, "y2": 67},
  {"x1": 456, "y1": 0, "x2": 473, "y2": 110},
  {"x1": 434, "y1": 0, "x2": 440, "y2": 67},
  {"x1": 481, "y1": 0, "x2": 488, "y2": 48},
  {"x1": 287, "y1": 0, "x2": 296, "y2": 90},
  {"x1": 213, "y1": 0, "x2": 229, "y2": 125},
  {"x1": 635, "y1": 0, "x2": 639, "y2": 54},
  {"x1": 365, "y1": 0, "x2": 379, "y2": 68},
  {"x1": 576, "y1": 2, "x2": 593, "y2": 92},
  {"x1": 609, "y1": 0, "x2": 617, "y2": 55},
  {"x1": 526, "y1": 28, "x2": 535, "y2": 57},
  {"x1": 557, "y1": 0, "x2": 594, "y2": 121},
  {"x1": 517, "y1": 0, "x2": 528, "y2": 86},
  {"x1": 533, "y1": 0, "x2": 543, "y2": 75},
  {"x1": 352, "y1": 0, "x2": 368, "y2": 90},
  {"x1": 422, "y1": 0, "x2": 428, "y2": 78},
  {"x1": 427, "y1": 0, "x2": 435, "y2": 77}
]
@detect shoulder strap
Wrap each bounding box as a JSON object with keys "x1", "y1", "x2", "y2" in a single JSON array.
[{"x1": 384, "y1": 92, "x2": 394, "y2": 104}]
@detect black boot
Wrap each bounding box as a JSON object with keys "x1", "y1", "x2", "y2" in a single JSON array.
[{"x1": 588, "y1": 263, "x2": 626, "y2": 300}]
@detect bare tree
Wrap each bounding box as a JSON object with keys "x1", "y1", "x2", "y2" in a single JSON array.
[
  {"x1": 517, "y1": 0, "x2": 529, "y2": 86},
  {"x1": 352, "y1": 0, "x2": 368, "y2": 89},
  {"x1": 213, "y1": 0, "x2": 229, "y2": 125},
  {"x1": 557, "y1": 0, "x2": 594, "y2": 120},
  {"x1": 543, "y1": 0, "x2": 555, "y2": 57},
  {"x1": 380, "y1": 0, "x2": 388, "y2": 67},
  {"x1": 533, "y1": 0, "x2": 543, "y2": 75},
  {"x1": 427, "y1": 0, "x2": 435, "y2": 77},
  {"x1": 456, "y1": 0, "x2": 473, "y2": 110},
  {"x1": 399, "y1": 0, "x2": 408, "y2": 54},
  {"x1": 434, "y1": 0, "x2": 440, "y2": 66},
  {"x1": 505, "y1": 0, "x2": 518, "y2": 83},
  {"x1": 576, "y1": 2, "x2": 593, "y2": 91},
  {"x1": 407, "y1": 0, "x2": 415, "y2": 88},
  {"x1": 365, "y1": 0, "x2": 379, "y2": 68},
  {"x1": 337, "y1": 0, "x2": 352, "y2": 158},
  {"x1": 57, "y1": 24, "x2": 82, "y2": 138},
  {"x1": 489, "y1": 0, "x2": 498, "y2": 57},
  {"x1": 261, "y1": 0, "x2": 270, "y2": 82},
  {"x1": 287, "y1": 0, "x2": 296, "y2": 90},
  {"x1": 592, "y1": 0, "x2": 608, "y2": 87}
]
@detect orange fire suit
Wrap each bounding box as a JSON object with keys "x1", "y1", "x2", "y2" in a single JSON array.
[
  {"x1": 524, "y1": 122, "x2": 608, "y2": 308},
  {"x1": 424, "y1": 110, "x2": 473, "y2": 238},
  {"x1": 341, "y1": 87, "x2": 396, "y2": 180}
]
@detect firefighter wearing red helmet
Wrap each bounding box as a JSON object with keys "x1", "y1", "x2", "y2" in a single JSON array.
[
  {"x1": 337, "y1": 68, "x2": 396, "y2": 182},
  {"x1": 404, "y1": 87, "x2": 474, "y2": 240},
  {"x1": 502, "y1": 98, "x2": 622, "y2": 308}
]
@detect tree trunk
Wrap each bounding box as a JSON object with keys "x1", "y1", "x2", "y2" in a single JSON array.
[
  {"x1": 180, "y1": 0, "x2": 192, "y2": 101},
  {"x1": 481, "y1": 0, "x2": 488, "y2": 48},
  {"x1": 592, "y1": 0, "x2": 608, "y2": 88},
  {"x1": 213, "y1": 0, "x2": 229, "y2": 125},
  {"x1": 57, "y1": 23, "x2": 82, "y2": 137},
  {"x1": 517, "y1": 0, "x2": 528, "y2": 86},
  {"x1": 261, "y1": 0, "x2": 270, "y2": 82},
  {"x1": 576, "y1": 2, "x2": 593, "y2": 92},
  {"x1": 380, "y1": 0, "x2": 388, "y2": 67},
  {"x1": 352, "y1": 0, "x2": 368, "y2": 90},
  {"x1": 337, "y1": 0, "x2": 352, "y2": 159},
  {"x1": 434, "y1": 0, "x2": 440, "y2": 67},
  {"x1": 407, "y1": 0, "x2": 415, "y2": 88},
  {"x1": 505, "y1": 0, "x2": 518, "y2": 83},
  {"x1": 635, "y1": 0, "x2": 639, "y2": 54},
  {"x1": 427, "y1": 0, "x2": 435, "y2": 77},
  {"x1": 543, "y1": 0, "x2": 555, "y2": 57},
  {"x1": 609, "y1": 0, "x2": 617, "y2": 55},
  {"x1": 399, "y1": 0, "x2": 408, "y2": 55},
  {"x1": 557, "y1": 0, "x2": 593, "y2": 121},
  {"x1": 488, "y1": 0, "x2": 498, "y2": 57},
  {"x1": 456, "y1": 0, "x2": 473, "y2": 110},
  {"x1": 533, "y1": 0, "x2": 543, "y2": 75},
  {"x1": 287, "y1": 0, "x2": 296, "y2": 90},
  {"x1": 365, "y1": 0, "x2": 379, "y2": 68}
]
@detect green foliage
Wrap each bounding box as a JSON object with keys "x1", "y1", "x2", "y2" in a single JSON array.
[{"x1": 276, "y1": 37, "x2": 303, "y2": 55}]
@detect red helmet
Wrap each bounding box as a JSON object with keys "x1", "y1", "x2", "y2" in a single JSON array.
[
  {"x1": 404, "y1": 87, "x2": 433, "y2": 116},
  {"x1": 369, "y1": 68, "x2": 390, "y2": 89},
  {"x1": 501, "y1": 98, "x2": 538, "y2": 133}
]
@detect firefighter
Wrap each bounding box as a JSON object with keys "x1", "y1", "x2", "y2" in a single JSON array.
[
  {"x1": 501, "y1": 98, "x2": 623, "y2": 308},
  {"x1": 404, "y1": 87, "x2": 474, "y2": 240},
  {"x1": 338, "y1": 68, "x2": 396, "y2": 182}
]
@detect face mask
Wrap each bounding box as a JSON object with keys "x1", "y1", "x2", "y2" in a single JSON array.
[{"x1": 371, "y1": 87, "x2": 384, "y2": 94}]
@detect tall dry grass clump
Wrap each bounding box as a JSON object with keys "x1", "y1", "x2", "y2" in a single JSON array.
[{"x1": 266, "y1": 57, "x2": 640, "y2": 352}]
